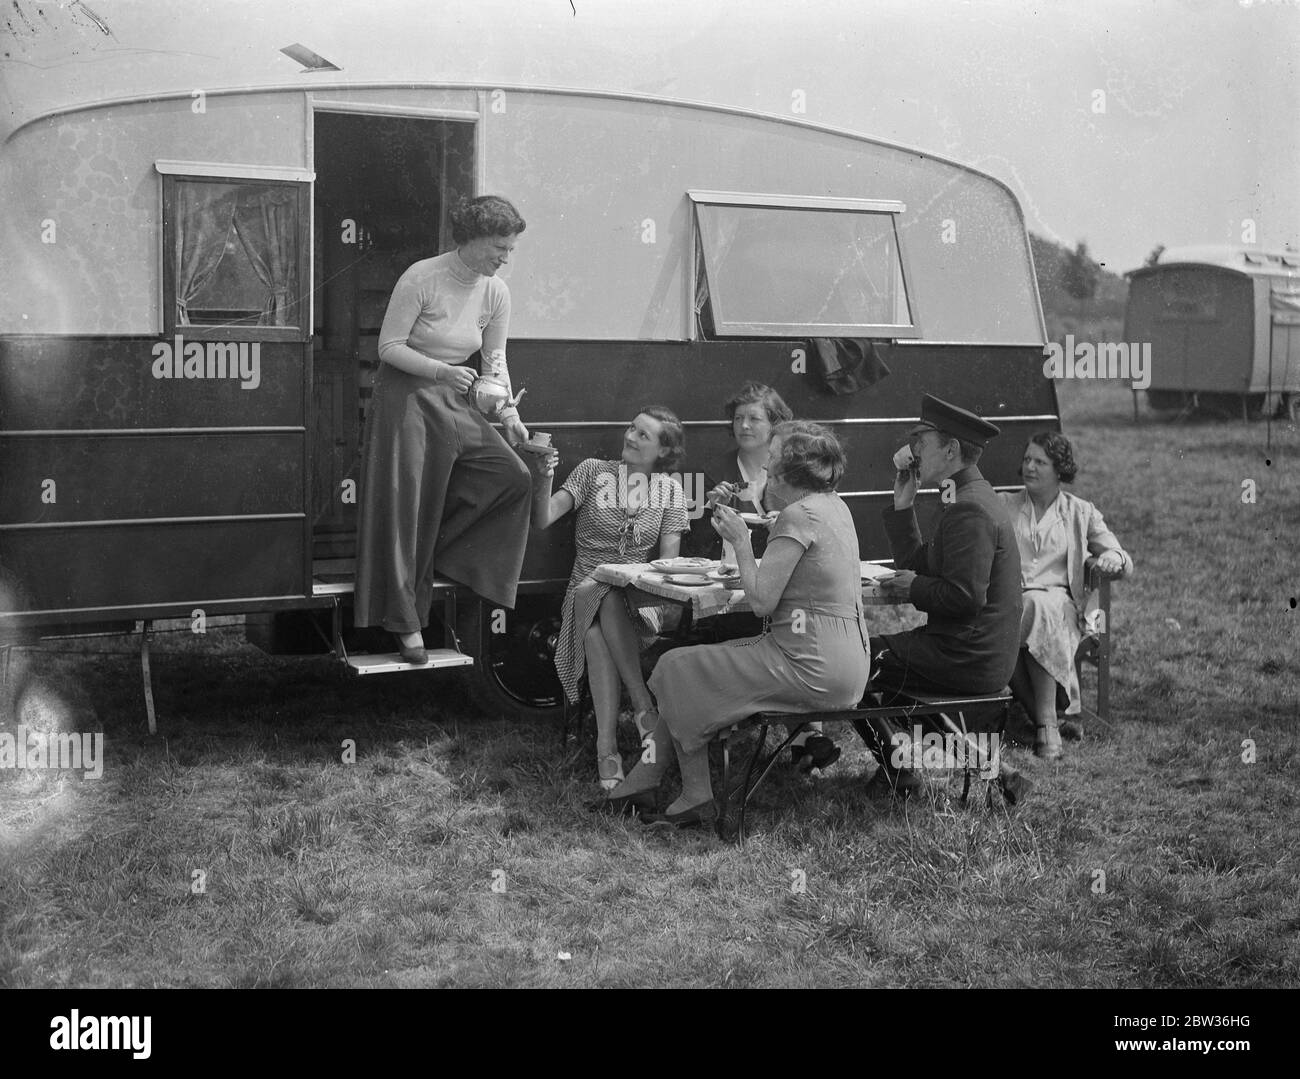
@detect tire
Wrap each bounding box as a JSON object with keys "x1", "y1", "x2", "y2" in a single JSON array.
[{"x1": 454, "y1": 594, "x2": 565, "y2": 722}]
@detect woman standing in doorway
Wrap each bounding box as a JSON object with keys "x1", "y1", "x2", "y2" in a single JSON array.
[{"x1": 354, "y1": 196, "x2": 532, "y2": 664}]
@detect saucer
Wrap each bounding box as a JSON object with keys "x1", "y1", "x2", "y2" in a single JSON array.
[
  {"x1": 664, "y1": 573, "x2": 713, "y2": 587},
  {"x1": 650, "y1": 557, "x2": 719, "y2": 573},
  {"x1": 516, "y1": 440, "x2": 557, "y2": 455}
]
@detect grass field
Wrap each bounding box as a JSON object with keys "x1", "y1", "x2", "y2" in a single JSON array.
[{"x1": 1, "y1": 379, "x2": 1297, "y2": 988}]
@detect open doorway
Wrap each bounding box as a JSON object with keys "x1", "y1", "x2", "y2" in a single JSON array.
[{"x1": 310, "y1": 111, "x2": 476, "y2": 575}]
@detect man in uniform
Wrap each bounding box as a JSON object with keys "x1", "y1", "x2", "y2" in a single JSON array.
[{"x1": 858, "y1": 394, "x2": 1028, "y2": 802}]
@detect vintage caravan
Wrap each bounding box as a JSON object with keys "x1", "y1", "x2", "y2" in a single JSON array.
[
  {"x1": 0, "y1": 7, "x2": 1054, "y2": 723},
  {"x1": 1125, "y1": 246, "x2": 1300, "y2": 420}
]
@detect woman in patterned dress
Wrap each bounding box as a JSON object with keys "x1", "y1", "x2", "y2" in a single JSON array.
[
  {"x1": 528, "y1": 408, "x2": 691, "y2": 788},
  {"x1": 601, "y1": 422, "x2": 871, "y2": 827}
]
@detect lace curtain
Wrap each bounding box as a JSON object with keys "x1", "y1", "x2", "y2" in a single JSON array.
[{"x1": 174, "y1": 182, "x2": 299, "y2": 327}]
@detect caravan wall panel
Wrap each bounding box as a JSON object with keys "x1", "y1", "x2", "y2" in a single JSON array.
[
  {"x1": 509, "y1": 339, "x2": 1056, "y2": 580},
  {"x1": 0, "y1": 518, "x2": 304, "y2": 615},
  {"x1": 0, "y1": 338, "x2": 304, "y2": 429},
  {"x1": 0, "y1": 432, "x2": 302, "y2": 524},
  {"x1": 0, "y1": 93, "x2": 306, "y2": 336},
  {"x1": 1126, "y1": 269, "x2": 1255, "y2": 393},
  {"x1": 486, "y1": 93, "x2": 1044, "y2": 345}
]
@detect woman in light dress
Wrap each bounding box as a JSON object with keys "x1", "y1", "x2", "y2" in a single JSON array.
[{"x1": 1000, "y1": 432, "x2": 1133, "y2": 759}]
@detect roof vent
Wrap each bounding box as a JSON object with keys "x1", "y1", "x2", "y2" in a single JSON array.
[{"x1": 280, "y1": 44, "x2": 341, "y2": 72}]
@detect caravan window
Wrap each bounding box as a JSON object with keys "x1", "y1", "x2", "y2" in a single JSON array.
[
  {"x1": 161, "y1": 175, "x2": 309, "y2": 339},
  {"x1": 692, "y1": 193, "x2": 916, "y2": 338},
  {"x1": 1158, "y1": 269, "x2": 1218, "y2": 321}
]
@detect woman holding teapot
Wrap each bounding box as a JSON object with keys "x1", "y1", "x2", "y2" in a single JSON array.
[{"x1": 354, "y1": 196, "x2": 533, "y2": 664}]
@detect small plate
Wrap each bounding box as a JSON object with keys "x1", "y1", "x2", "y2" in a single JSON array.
[
  {"x1": 664, "y1": 573, "x2": 714, "y2": 587},
  {"x1": 650, "y1": 557, "x2": 719, "y2": 573},
  {"x1": 706, "y1": 567, "x2": 740, "y2": 582},
  {"x1": 738, "y1": 512, "x2": 774, "y2": 527}
]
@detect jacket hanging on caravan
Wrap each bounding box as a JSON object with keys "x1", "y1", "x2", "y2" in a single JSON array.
[{"x1": 809, "y1": 338, "x2": 892, "y2": 396}]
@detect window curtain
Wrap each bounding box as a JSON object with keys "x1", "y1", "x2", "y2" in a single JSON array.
[
  {"x1": 232, "y1": 187, "x2": 298, "y2": 326},
  {"x1": 174, "y1": 184, "x2": 238, "y2": 326},
  {"x1": 693, "y1": 208, "x2": 743, "y2": 323}
]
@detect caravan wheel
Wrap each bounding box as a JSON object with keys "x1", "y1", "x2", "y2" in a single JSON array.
[{"x1": 455, "y1": 596, "x2": 565, "y2": 723}]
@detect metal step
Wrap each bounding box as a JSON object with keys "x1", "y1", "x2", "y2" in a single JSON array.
[
  {"x1": 312, "y1": 574, "x2": 463, "y2": 598},
  {"x1": 344, "y1": 648, "x2": 474, "y2": 675}
]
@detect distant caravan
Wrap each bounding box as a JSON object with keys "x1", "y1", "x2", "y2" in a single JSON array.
[
  {"x1": 1125, "y1": 246, "x2": 1300, "y2": 421},
  {"x1": 0, "y1": 9, "x2": 1056, "y2": 723}
]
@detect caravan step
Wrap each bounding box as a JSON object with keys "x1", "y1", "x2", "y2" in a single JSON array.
[
  {"x1": 312, "y1": 574, "x2": 463, "y2": 598},
  {"x1": 344, "y1": 648, "x2": 474, "y2": 675}
]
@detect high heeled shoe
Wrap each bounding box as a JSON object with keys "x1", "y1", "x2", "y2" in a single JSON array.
[
  {"x1": 633, "y1": 708, "x2": 659, "y2": 741},
  {"x1": 597, "y1": 753, "x2": 625, "y2": 791},
  {"x1": 640, "y1": 800, "x2": 718, "y2": 828},
  {"x1": 791, "y1": 733, "x2": 841, "y2": 773},
  {"x1": 393, "y1": 633, "x2": 428, "y2": 665},
  {"x1": 1035, "y1": 722, "x2": 1063, "y2": 761}
]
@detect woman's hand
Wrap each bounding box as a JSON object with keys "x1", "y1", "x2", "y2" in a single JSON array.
[
  {"x1": 705, "y1": 480, "x2": 738, "y2": 509},
  {"x1": 440, "y1": 364, "x2": 476, "y2": 393},
  {"x1": 1094, "y1": 551, "x2": 1125, "y2": 579},
  {"x1": 711, "y1": 503, "x2": 752, "y2": 550},
  {"x1": 528, "y1": 448, "x2": 559, "y2": 479},
  {"x1": 503, "y1": 415, "x2": 530, "y2": 446}
]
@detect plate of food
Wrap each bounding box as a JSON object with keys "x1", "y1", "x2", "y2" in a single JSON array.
[
  {"x1": 650, "y1": 556, "x2": 719, "y2": 573},
  {"x1": 664, "y1": 573, "x2": 714, "y2": 587},
  {"x1": 738, "y1": 512, "x2": 775, "y2": 527}
]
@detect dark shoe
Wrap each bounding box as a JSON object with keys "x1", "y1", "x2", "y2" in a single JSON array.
[
  {"x1": 865, "y1": 766, "x2": 923, "y2": 800},
  {"x1": 791, "y1": 734, "x2": 842, "y2": 773},
  {"x1": 588, "y1": 789, "x2": 657, "y2": 816},
  {"x1": 999, "y1": 770, "x2": 1033, "y2": 806},
  {"x1": 641, "y1": 800, "x2": 718, "y2": 828},
  {"x1": 1034, "y1": 722, "x2": 1063, "y2": 761},
  {"x1": 1059, "y1": 718, "x2": 1084, "y2": 742},
  {"x1": 394, "y1": 634, "x2": 428, "y2": 665}
]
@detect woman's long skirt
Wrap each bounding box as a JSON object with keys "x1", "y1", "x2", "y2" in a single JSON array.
[{"x1": 354, "y1": 365, "x2": 531, "y2": 632}]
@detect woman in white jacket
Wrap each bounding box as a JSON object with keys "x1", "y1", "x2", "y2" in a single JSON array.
[{"x1": 1000, "y1": 432, "x2": 1133, "y2": 760}]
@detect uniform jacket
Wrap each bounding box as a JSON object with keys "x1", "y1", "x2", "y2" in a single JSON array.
[{"x1": 882, "y1": 465, "x2": 1023, "y2": 693}]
